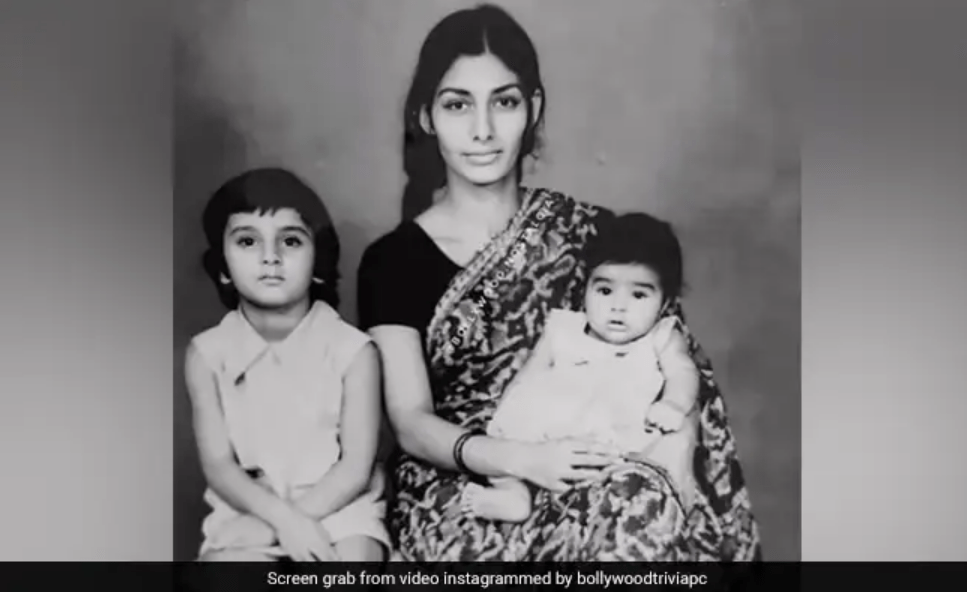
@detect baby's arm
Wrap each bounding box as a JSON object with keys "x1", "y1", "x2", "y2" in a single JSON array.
[
  {"x1": 647, "y1": 323, "x2": 700, "y2": 433},
  {"x1": 185, "y1": 342, "x2": 292, "y2": 541},
  {"x1": 291, "y1": 342, "x2": 383, "y2": 520}
]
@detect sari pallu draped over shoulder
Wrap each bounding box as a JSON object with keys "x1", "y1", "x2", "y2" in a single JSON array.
[{"x1": 388, "y1": 187, "x2": 762, "y2": 562}]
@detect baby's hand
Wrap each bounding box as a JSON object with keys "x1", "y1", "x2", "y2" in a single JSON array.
[
  {"x1": 211, "y1": 514, "x2": 277, "y2": 549},
  {"x1": 644, "y1": 400, "x2": 688, "y2": 434}
]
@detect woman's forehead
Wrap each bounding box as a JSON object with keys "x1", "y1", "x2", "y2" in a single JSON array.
[{"x1": 438, "y1": 53, "x2": 519, "y2": 93}]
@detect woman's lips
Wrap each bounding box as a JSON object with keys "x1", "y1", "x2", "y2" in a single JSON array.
[{"x1": 464, "y1": 150, "x2": 501, "y2": 165}]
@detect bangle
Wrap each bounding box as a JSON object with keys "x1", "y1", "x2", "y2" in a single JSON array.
[{"x1": 453, "y1": 429, "x2": 485, "y2": 475}]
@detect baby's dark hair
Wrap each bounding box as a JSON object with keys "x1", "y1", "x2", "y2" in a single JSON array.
[
  {"x1": 583, "y1": 212, "x2": 685, "y2": 302},
  {"x1": 201, "y1": 167, "x2": 340, "y2": 310}
]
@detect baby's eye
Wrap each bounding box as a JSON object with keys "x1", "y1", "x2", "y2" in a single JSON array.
[
  {"x1": 633, "y1": 291, "x2": 649, "y2": 299},
  {"x1": 597, "y1": 286, "x2": 612, "y2": 295}
]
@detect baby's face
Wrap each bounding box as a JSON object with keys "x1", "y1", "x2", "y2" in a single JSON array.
[{"x1": 584, "y1": 263, "x2": 665, "y2": 345}]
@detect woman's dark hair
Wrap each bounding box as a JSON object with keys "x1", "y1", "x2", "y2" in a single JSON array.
[
  {"x1": 401, "y1": 3, "x2": 546, "y2": 220},
  {"x1": 583, "y1": 213, "x2": 685, "y2": 303},
  {"x1": 201, "y1": 167, "x2": 341, "y2": 310}
]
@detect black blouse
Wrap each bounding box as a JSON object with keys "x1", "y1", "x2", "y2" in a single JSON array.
[{"x1": 356, "y1": 221, "x2": 462, "y2": 347}]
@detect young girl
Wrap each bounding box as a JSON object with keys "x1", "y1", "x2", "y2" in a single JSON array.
[
  {"x1": 461, "y1": 212, "x2": 700, "y2": 522},
  {"x1": 186, "y1": 168, "x2": 389, "y2": 562}
]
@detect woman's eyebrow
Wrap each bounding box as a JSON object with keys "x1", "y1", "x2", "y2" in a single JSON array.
[{"x1": 436, "y1": 83, "x2": 522, "y2": 98}]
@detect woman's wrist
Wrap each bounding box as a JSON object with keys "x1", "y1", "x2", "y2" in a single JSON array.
[
  {"x1": 452, "y1": 428, "x2": 485, "y2": 474},
  {"x1": 459, "y1": 434, "x2": 529, "y2": 480}
]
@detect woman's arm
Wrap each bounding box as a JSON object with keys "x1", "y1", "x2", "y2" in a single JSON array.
[
  {"x1": 291, "y1": 343, "x2": 382, "y2": 520},
  {"x1": 184, "y1": 342, "x2": 294, "y2": 530},
  {"x1": 368, "y1": 325, "x2": 523, "y2": 478}
]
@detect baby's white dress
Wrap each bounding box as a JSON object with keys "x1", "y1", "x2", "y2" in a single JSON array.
[{"x1": 488, "y1": 308, "x2": 679, "y2": 453}]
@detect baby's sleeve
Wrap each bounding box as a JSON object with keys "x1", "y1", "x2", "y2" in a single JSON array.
[
  {"x1": 539, "y1": 309, "x2": 563, "y2": 361},
  {"x1": 653, "y1": 316, "x2": 694, "y2": 373},
  {"x1": 542, "y1": 308, "x2": 590, "y2": 366}
]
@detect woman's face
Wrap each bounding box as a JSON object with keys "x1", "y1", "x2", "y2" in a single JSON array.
[{"x1": 424, "y1": 52, "x2": 536, "y2": 187}]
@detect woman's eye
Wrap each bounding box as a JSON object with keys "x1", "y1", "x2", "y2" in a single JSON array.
[
  {"x1": 442, "y1": 99, "x2": 469, "y2": 112},
  {"x1": 495, "y1": 95, "x2": 521, "y2": 109}
]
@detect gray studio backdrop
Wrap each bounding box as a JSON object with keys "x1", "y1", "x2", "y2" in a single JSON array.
[{"x1": 174, "y1": 0, "x2": 800, "y2": 560}]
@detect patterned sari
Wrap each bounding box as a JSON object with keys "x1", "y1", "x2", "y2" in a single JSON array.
[{"x1": 389, "y1": 187, "x2": 761, "y2": 562}]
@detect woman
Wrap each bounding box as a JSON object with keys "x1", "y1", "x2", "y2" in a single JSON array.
[{"x1": 357, "y1": 4, "x2": 761, "y2": 561}]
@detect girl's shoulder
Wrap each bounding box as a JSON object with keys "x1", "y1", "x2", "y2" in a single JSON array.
[
  {"x1": 305, "y1": 302, "x2": 373, "y2": 377},
  {"x1": 188, "y1": 310, "x2": 244, "y2": 367}
]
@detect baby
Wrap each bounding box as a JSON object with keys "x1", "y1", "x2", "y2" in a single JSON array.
[{"x1": 462, "y1": 212, "x2": 700, "y2": 522}]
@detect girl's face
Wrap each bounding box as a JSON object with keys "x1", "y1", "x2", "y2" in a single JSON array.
[
  {"x1": 423, "y1": 52, "x2": 538, "y2": 188},
  {"x1": 221, "y1": 208, "x2": 315, "y2": 310},
  {"x1": 584, "y1": 263, "x2": 666, "y2": 346}
]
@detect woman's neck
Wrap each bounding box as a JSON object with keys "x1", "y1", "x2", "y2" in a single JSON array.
[
  {"x1": 440, "y1": 174, "x2": 521, "y2": 238},
  {"x1": 239, "y1": 297, "x2": 311, "y2": 343}
]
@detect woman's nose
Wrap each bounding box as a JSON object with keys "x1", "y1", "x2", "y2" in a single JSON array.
[{"x1": 472, "y1": 107, "x2": 494, "y2": 142}]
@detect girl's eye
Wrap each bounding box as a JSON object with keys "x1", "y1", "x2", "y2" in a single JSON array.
[
  {"x1": 495, "y1": 95, "x2": 522, "y2": 109},
  {"x1": 237, "y1": 236, "x2": 256, "y2": 247},
  {"x1": 282, "y1": 236, "x2": 304, "y2": 248}
]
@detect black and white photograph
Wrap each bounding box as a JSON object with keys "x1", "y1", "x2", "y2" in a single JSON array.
[{"x1": 173, "y1": 0, "x2": 800, "y2": 563}]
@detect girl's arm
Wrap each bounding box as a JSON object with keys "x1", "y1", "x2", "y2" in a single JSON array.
[
  {"x1": 184, "y1": 342, "x2": 295, "y2": 530},
  {"x1": 290, "y1": 342, "x2": 382, "y2": 520}
]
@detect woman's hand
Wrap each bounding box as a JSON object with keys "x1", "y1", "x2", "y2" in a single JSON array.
[
  {"x1": 211, "y1": 514, "x2": 277, "y2": 549},
  {"x1": 513, "y1": 438, "x2": 623, "y2": 492},
  {"x1": 272, "y1": 508, "x2": 339, "y2": 562}
]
